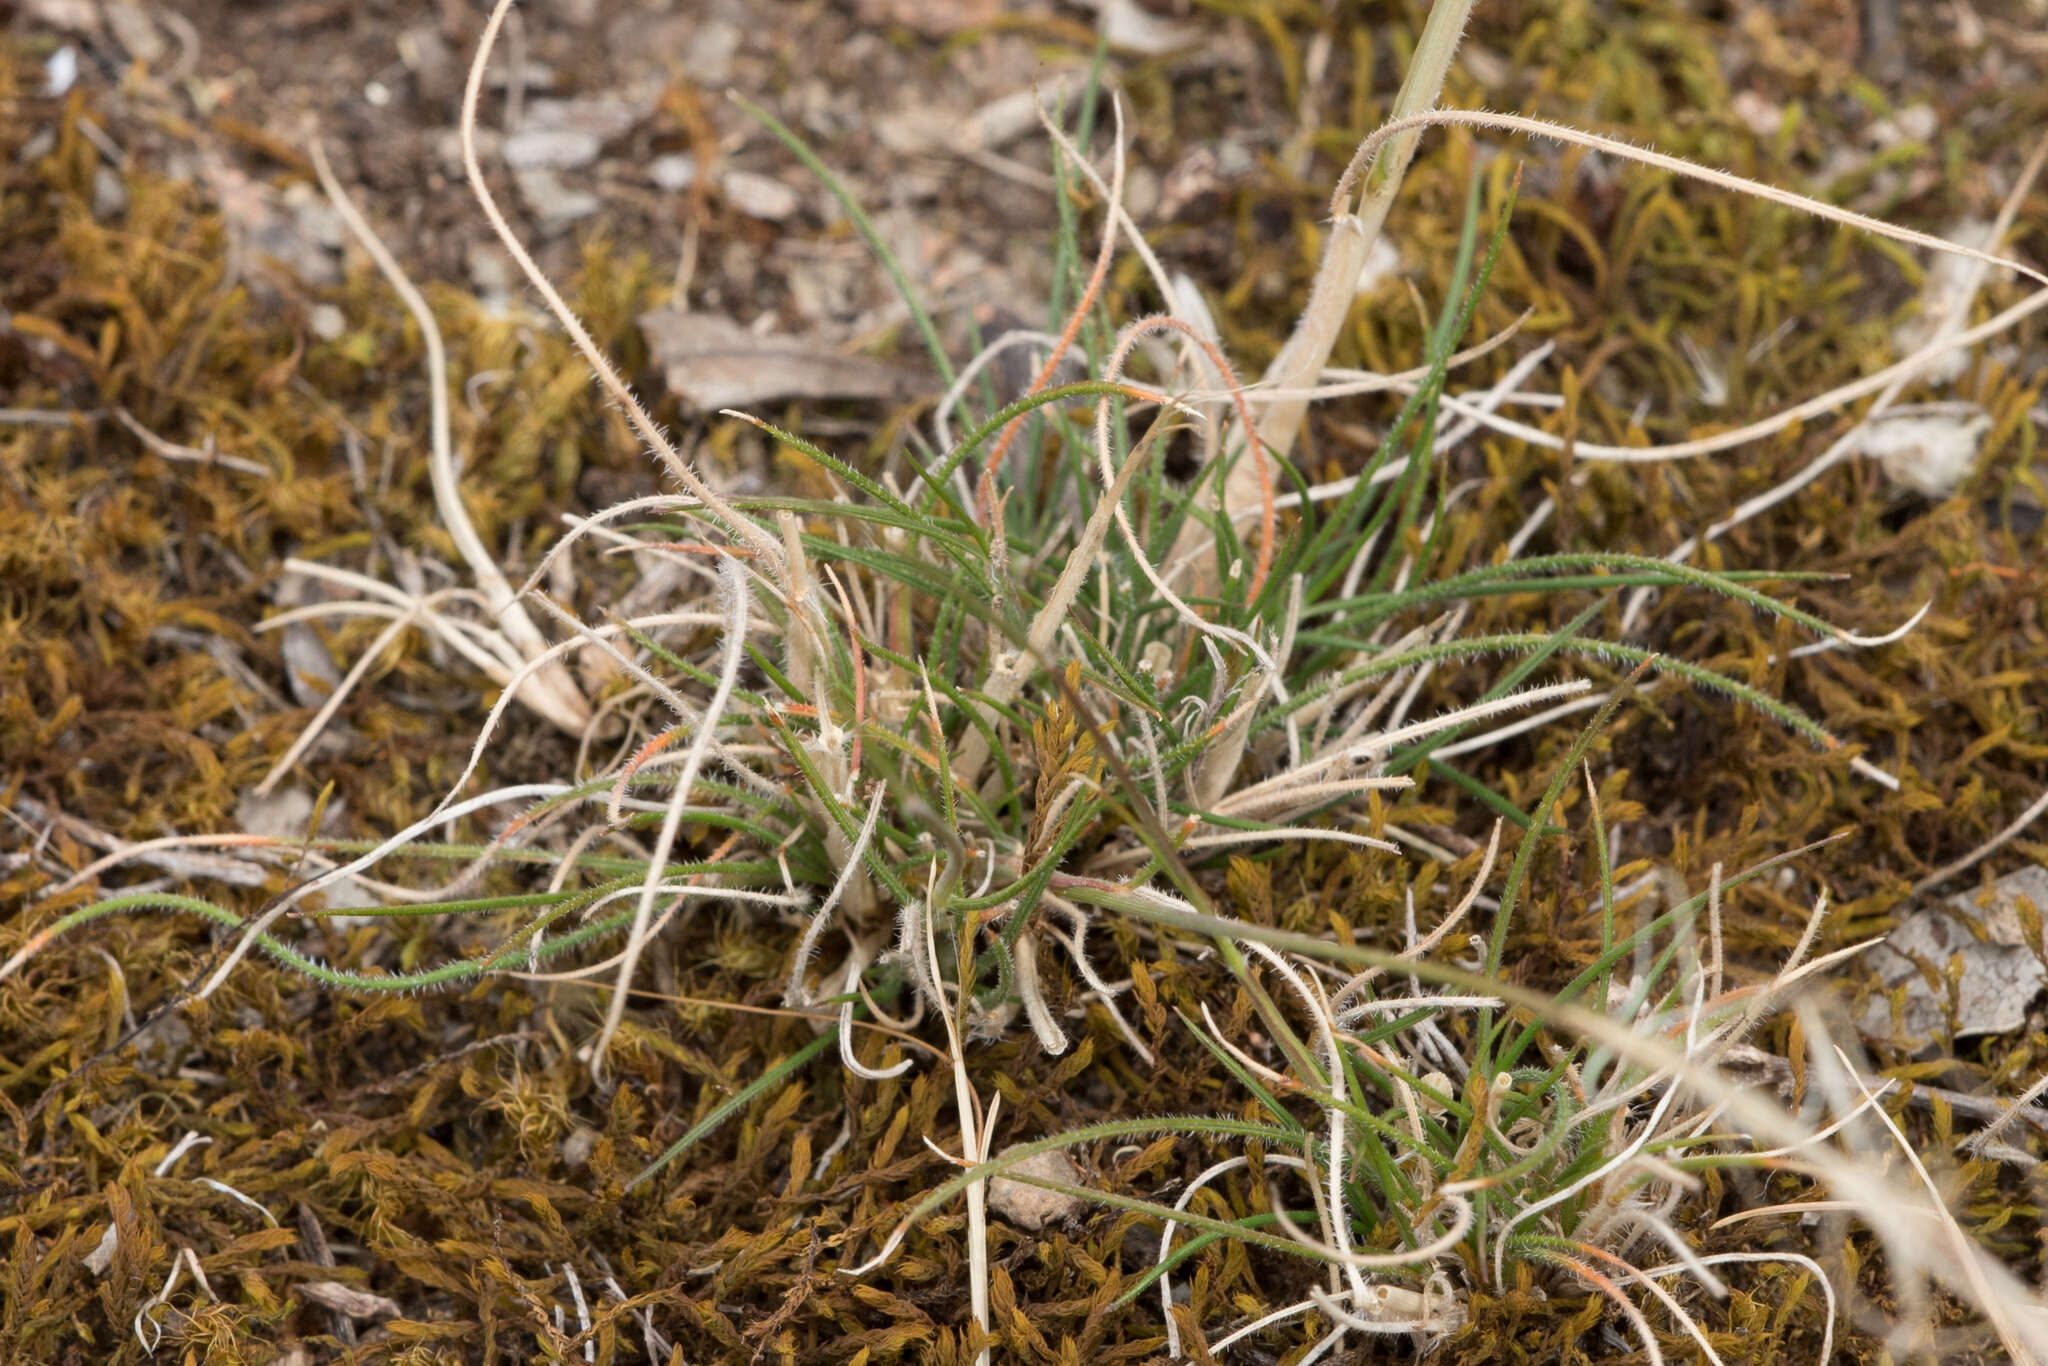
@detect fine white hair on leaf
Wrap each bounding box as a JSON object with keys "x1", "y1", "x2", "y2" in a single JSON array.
[
  {"x1": 785, "y1": 784, "x2": 887, "y2": 1007},
  {"x1": 1327, "y1": 109, "x2": 2047, "y2": 291},
  {"x1": 172, "y1": 782, "x2": 576, "y2": 1003},
  {"x1": 1157, "y1": 1153, "x2": 1321, "y2": 1358},
  {"x1": 839, "y1": 945, "x2": 914, "y2": 1082},
  {"x1": 1014, "y1": 929, "x2": 1068, "y2": 1055},
  {"x1": 890, "y1": 898, "x2": 939, "y2": 1014},
  {"x1": 463, "y1": 0, "x2": 787, "y2": 575},
  {"x1": 590, "y1": 553, "x2": 749, "y2": 1085}
]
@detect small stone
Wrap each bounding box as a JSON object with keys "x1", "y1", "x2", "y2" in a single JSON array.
[
  {"x1": 499, "y1": 95, "x2": 645, "y2": 172},
  {"x1": 1896, "y1": 103, "x2": 1939, "y2": 143},
  {"x1": 514, "y1": 167, "x2": 602, "y2": 231},
  {"x1": 1214, "y1": 138, "x2": 1256, "y2": 179},
  {"x1": 45, "y1": 45, "x2": 79, "y2": 97},
  {"x1": 987, "y1": 1148, "x2": 1086, "y2": 1231},
  {"x1": 721, "y1": 169, "x2": 800, "y2": 221},
  {"x1": 525, "y1": 95, "x2": 643, "y2": 142},
  {"x1": 1731, "y1": 90, "x2": 1783, "y2": 138},
  {"x1": 91, "y1": 165, "x2": 128, "y2": 220},
  {"x1": 17, "y1": 127, "x2": 58, "y2": 165},
  {"x1": 485, "y1": 61, "x2": 556, "y2": 92},
  {"x1": 433, "y1": 127, "x2": 499, "y2": 176},
  {"x1": 282, "y1": 183, "x2": 347, "y2": 252},
  {"x1": 970, "y1": 79, "x2": 1074, "y2": 151},
  {"x1": 684, "y1": 19, "x2": 741, "y2": 85},
  {"x1": 397, "y1": 24, "x2": 457, "y2": 104},
  {"x1": 504, "y1": 129, "x2": 603, "y2": 171},
  {"x1": 1123, "y1": 165, "x2": 1160, "y2": 221},
  {"x1": 238, "y1": 786, "x2": 317, "y2": 839},
  {"x1": 310, "y1": 304, "x2": 346, "y2": 341},
  {"x1": 467, "y1": 243, "x2": 515, "y2": 313},
  {"x1": 649, "y1": 152, "x2": 698, "y2": 193},
  {"x1": 874, "y1": 107, "x2": 953, "y2": 155},
  {"x1": 1867, "y1": 103, "x2": 1939, "y2": 152}
]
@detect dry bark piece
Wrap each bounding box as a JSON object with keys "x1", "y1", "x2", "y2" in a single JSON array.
[
  {"x1": 638, "y1": 309, "x2": 925, "y2": 411},
  {"x1": 1859, "y1": 866, "x2": 2048, "y2": 1048},
  {"x1": 12, "y1": 795, "x2": 273, "y2": 888},
  {"x1": 298, "y1": 1280, "x2": 404, "y2": 1321}
]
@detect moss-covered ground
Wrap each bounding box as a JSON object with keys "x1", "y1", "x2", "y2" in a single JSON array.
[{"x1": 3, "y1": 1, "x2": 2046, "y2": 1361}]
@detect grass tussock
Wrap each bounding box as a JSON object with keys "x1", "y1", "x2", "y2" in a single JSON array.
[{"x1": 3, "y1": 1, "x2": 2047, "y2": 1363}]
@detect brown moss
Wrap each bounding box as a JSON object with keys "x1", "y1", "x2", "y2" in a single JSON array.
[{"x1": 4, "y1": 0, "x2": 2047, "y2": 1360}]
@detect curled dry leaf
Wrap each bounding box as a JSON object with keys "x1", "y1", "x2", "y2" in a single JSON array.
[
  {"x1": 1860, "y1": 866, "x2": 2048, "y2": 1049},
  {"x1": 84, "y1": 1223, "x2": 119, "y2": 1276},
  {"x1": 638, "y1": 309, "x2": 926, "y2": 411}
]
